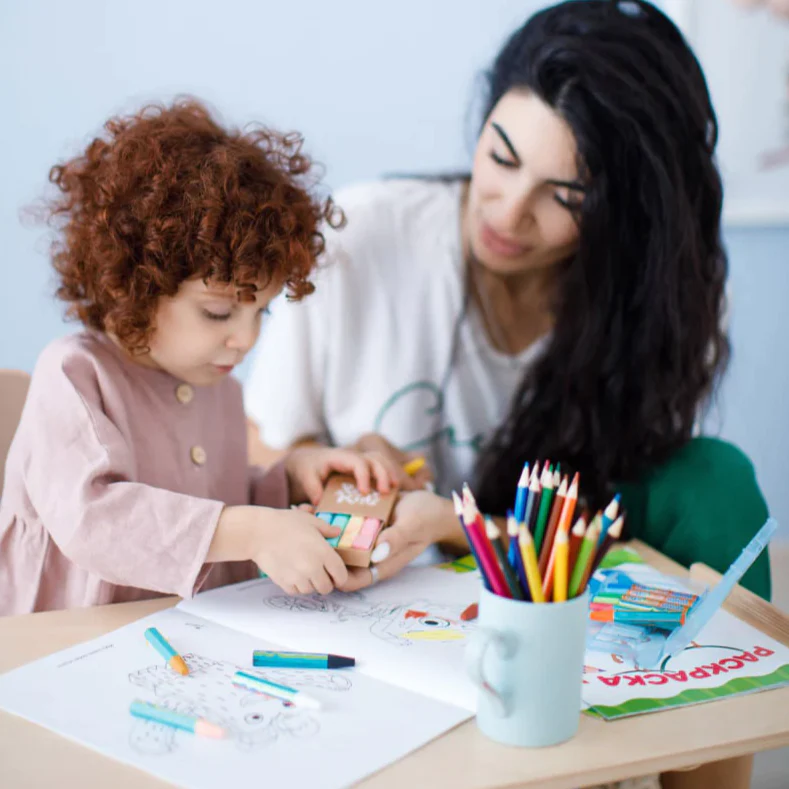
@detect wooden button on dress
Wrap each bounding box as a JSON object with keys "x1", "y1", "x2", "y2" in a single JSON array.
[
  {"x1": 190, "y1": 445, "x2": 207, "y2": 466},
  {"x1": 175, "y1": 383, "x2": 194, "y2": 404}
]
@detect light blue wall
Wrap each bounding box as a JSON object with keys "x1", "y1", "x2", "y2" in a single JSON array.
[{"x1": 1, "y1": 1, "x2": 787, "y2": 536}]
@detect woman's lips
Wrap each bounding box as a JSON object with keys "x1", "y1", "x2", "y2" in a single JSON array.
[{"x1": 480, "y1": 223, "x2": 529, "y2": 258}]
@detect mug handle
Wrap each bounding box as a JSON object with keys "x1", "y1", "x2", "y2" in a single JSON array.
[{"x1": 465, "y1": 627, "x2": 516, "y2": 718}]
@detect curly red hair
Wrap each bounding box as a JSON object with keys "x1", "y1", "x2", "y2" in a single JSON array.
[{"x1": 43, "y1": 98, "x2": 341, "y2": 352}]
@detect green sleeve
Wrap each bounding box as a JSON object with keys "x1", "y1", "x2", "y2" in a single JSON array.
[{"x1": 619, "y1": 437, "x2": 771, "y2": 600}]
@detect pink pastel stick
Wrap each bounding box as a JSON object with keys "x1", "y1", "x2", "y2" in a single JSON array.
[{"x1": 352, "y1": 518, "x2": 382, "y2": 550}]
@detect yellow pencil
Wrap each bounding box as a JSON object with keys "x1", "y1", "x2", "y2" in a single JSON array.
[
  {"x1": 518, "y1": 525, "x2": 545, "y2": 603},
  {"x1": 553, "y1": 530, "x2": 570, "y2": 602}
]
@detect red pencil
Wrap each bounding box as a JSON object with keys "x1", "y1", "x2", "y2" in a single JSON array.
[
  {"x1": 567, "y1": 515, "x2": 587, "y2": 577},
  {"x1": 461, "y1": 492, "x2": 511, "y2": 598}
]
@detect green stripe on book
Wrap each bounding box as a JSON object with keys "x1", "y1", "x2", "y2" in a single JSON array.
[
  {"x1": 437, "y1": 554, "x2": 478, "y2": 573},
  {"x1": 585, "y1": 663, "x2": 789, "y2": 720}
]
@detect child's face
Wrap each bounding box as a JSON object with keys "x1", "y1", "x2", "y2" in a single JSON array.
[{"x1": 141, "y1": 276, "x2": 282, "y2": 385}]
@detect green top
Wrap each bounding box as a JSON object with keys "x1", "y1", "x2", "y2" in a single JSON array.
[{"x1": 619, "y1": 437, "x2": 771, "y2": 600}]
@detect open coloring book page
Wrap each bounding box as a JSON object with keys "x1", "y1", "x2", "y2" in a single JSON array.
[
  {"x1": 178, "y1": 566, "x2": 483, "y2": 710},
  {"x1": 0, "y1": 607, "x2": 469, "y2": 789}
]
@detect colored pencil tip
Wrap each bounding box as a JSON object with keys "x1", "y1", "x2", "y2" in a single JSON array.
[{"x1": 451, "y1": 490, "x2": 463, "y2": 515}]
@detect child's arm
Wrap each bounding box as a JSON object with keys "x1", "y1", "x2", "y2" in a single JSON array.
[
  {"x1": 20, "y1": 351, "x2": 231, "y2": 598},
  {"x1": 206, "y1": 505, "x2": 347, "y2": 595}
]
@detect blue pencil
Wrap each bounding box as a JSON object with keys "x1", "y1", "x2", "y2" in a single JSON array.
[
  {"x1": 513, "y1": 463, "x2": 530, "y2": 524},
  {"x1": 507, "y1": 512, "x2": 530, "y2": 599},
  {"x1": 598, "y1": 494, "x2": 621, "y2": 547}
]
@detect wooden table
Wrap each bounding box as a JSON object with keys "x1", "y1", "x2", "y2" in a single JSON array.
[{"x1": 1, "y1": 541, "x2": 788, "y2": 789}]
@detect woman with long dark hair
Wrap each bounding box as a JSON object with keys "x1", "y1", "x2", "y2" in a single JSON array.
[{"x1": 247, "y1": 0, "x2": 769, "y2": 614}]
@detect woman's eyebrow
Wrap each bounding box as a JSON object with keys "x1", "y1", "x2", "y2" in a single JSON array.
[
  {"x1": 491, "y1": 122, "x2": 520, "y2": 162},
  {"x1": 492, "y1": 121, "x2": 585, "y2": 191},
  {"x1": 547, "y1": 178, "x2": 586, "y2": 192}
]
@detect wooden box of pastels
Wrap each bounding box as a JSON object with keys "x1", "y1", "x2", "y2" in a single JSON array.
[{"x1": 315, "y1": 474, "x2": 398, "y2": 567}]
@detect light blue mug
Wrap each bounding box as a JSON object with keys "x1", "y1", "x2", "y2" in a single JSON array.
[{"x1": 466, "y1": 586, "x2": 589, "y2": 747}]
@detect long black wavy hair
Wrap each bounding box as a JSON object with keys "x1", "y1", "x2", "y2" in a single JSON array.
[{"x1": 474, "y1": 0, "x2": 729, "y2": 514}]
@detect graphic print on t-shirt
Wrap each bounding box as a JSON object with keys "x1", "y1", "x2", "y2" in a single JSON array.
[{"x1": 373, "y1": 380, "x2": 484, "y2": 455}]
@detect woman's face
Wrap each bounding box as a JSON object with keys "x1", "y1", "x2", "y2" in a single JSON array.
[{"x1": 466, "y1": 88, "x2": 585, "y2": 276}]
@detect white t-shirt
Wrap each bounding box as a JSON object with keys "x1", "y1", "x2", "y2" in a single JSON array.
[{"x1": 245, "y1": 179, "x2": 547, "y2": 495}]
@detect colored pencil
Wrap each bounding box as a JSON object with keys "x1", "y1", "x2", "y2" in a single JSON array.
[
  {"x1": 461, "y1": 494, "x2": 511, "y2": 598},
  {"x1": 590, "y1": 514, "x2": 625, "y2": 577},
  {"x1": 522, "y1": 465, "x2": 541, "y2": 531},
  {"x1": 532, "y1": 463, "x2": 555, "y2": 552},
  {"x1": 598, "y1": 493, "x2": 621, "y2": 547},
  {"x1": 569, "y1": 515, "x2": 601, "y2": 597},
  {"x1": 507, "y1": 513, "x2": 530, "y2": 599},
  {"x1": 144, "y1": 627, "x2": 189, "y2": 676},
  {"x1": 541, "y1": 473, "x2": 579, "y2": 598},
  {"x1": 556, "y1": 473, "x2": 580, "y2": 535},
  {"x1": 130, "y1": 701, "x2": 225, "y2": 738},
  {"x1": 553, "y1": 530, "x2": 570, "y2": 602},
  {"x1": 517, "y1": 524, "x2": 545, "y2": 603},
  {"x1": 485, "y1": 517, "x2": 524, "y2": 600},
  {"x1": 538, "y1": 476, "x2": 568, "y2": 574},
  {"x1": 513, "y1": 463, "x2": 530, "y2": 524},
  {"x1": 567, "y1": 515, "x2": 587, "y2": 576},
  {"x1": 252, "y1": 651, "x2": 355, "y2": 669},
  {"x1": 452, "y1": 491, "x2": 491, "y2": 591},
  {"x1": 233, "y1": 671, "x2": 322, "y2": 709}
]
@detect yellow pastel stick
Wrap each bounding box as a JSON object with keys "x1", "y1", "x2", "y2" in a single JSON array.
[
  {"x1": 402, "y1": 457, "x2": 426, "y2": 476},
  {"x1": 338, "y1": 516, "x2": 364, "y2": 548},
  {"x1": 553, "y1": 530, "x2": 569, "y2": 602},
  {"x1": 518, "y1": 525, "x2": 545, "y2": 603}
]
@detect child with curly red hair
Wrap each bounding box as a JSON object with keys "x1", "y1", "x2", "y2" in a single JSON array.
[{"x1": 0, "y1": 99, "x2": 397, "y2": 615}]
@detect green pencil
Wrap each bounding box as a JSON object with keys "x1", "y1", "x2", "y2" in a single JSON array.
[{"x1": 532, "y1": 463, "x2": 555, "y2": 552}]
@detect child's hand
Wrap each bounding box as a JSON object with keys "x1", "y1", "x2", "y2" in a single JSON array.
[
  {"x1": 285, "y1": 446, "x2": 397, "y2": 506},
  {"x1": 210, "y1": 506, "x2": 348, "y2": 594},
  {"x1": 254, "y1": 508, "x2": 349, "y2": 594}
]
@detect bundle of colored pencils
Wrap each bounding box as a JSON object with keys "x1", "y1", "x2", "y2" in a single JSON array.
[{"x1": 453, "y1": 461, "x2": 625, "y2": 603}]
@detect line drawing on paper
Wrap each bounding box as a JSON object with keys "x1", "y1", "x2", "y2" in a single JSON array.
[
  {"x1": 263, "y1": 593, "x2": 477, "y2": 646},
  {"x1": 127, "y1": 653, "x2": 351, "y2": 754}
]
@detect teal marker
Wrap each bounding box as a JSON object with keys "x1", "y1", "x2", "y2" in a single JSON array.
[
  {"x1": 130, "y1": 700, "x2": 225, "y2": 738},
  {"x1": 253, "y1": 650, "x2": 355, "y2": 669},
  {"x1": 144, "y1": 627, "x2": 189, "y2": 675}
]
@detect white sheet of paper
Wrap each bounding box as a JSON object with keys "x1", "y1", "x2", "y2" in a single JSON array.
[
  {"x1": 178, "y1": 566, "x2": 483, "y2": 710},
  {"x1": 0, "y1": 607, "x2": 469, "y2": 789}
]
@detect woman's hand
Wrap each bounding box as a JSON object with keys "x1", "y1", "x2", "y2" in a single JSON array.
[
  {"x1": 351, "y1": 433, "x2": 434, "y2": 491},
  {"x1": 338, "y1": 490, "x2": 459, "y2": 591},
  {"x1": 284, "y1": 446, "x2": 397, "y2": 506}
]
